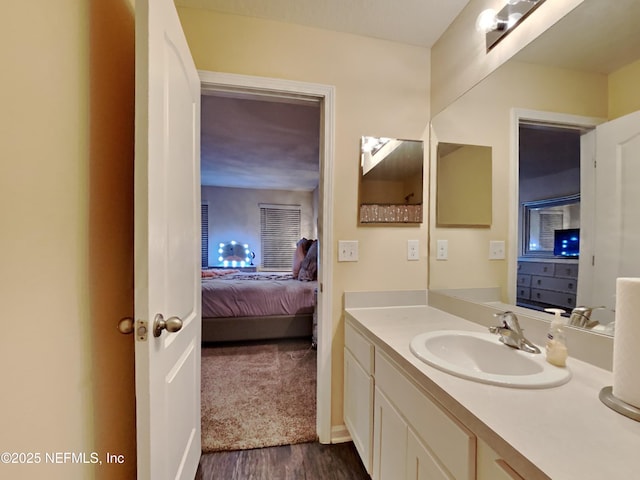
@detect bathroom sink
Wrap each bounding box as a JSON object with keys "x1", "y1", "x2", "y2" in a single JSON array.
[{"x1": 409, "y1": 330, "x2": 571, "y2": 388}]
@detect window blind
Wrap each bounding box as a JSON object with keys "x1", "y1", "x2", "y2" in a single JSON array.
[
  {"x1": 201, "y1": 204, "x2": 209, "y2": 268},
  {"x1": 260, "y1": 205, "x2": 301, "y2": 271}
]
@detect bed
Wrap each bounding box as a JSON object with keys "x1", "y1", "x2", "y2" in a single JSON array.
[{"x1": 201, "y1": 239, "x2": 318, "y2": 343}]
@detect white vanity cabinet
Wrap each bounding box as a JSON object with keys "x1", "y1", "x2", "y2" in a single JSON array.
[
  {"x1": 344, "y1": 320, "x2": 475, "y2": 480},
  {"x1": 372, "y1": 387, "x2": 408, "y2": 479},
  {"x1": 373, "y1": 386, "x2": 453, "y2": 480},
  {"x1": 374, "y1": 349, "x2": 475, "y2": 480},
  {"x1": 344, "y1": 323, "x2": 375, "y2": 474}
]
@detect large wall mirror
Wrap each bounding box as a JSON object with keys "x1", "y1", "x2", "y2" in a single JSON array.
[
  {"x1": 429, "y1": 0, "x2": 640, "y2": 336},
  {"x1": 358, "y1": 136, "x2": 424, "y2": 224}
]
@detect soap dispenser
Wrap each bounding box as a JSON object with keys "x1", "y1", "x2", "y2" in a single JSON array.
[{"x1": 544, "y1": 308, "x2": 568, "y2": 367}]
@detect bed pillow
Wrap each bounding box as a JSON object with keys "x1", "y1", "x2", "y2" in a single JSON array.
[
  {"x1": 292, "y1": 238, "x2": 312, "y2": 279},
  {"x1": 298, "y1": 240, "x2": 318, "y2": 281}
]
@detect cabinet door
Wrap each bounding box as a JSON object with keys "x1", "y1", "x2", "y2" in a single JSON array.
[
  {"x1": 407, "y1": 428, "x2": 452, "y2": 480},
  {"x1": 344, "y1": 348, "x2": 374, "y2": 473},
  {"x1": 375, "y1": 350, "x2": 475, "y2": 480},
  {"x1": 373, "y1": 387, "x2": 407, "y2": 480}
]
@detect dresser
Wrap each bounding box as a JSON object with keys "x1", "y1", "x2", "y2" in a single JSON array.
[{"x1": 516, "y1": 259, "x2": 578, "y2": 312}]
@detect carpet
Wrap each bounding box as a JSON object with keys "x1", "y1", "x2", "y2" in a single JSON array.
[{"x1": 201, "y1": 339, "x2": 317, "y2": 452}]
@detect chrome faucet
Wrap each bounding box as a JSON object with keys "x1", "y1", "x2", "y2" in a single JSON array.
[
  {"x1": 489, "y1": 311, "x2": 541, "y2": 354},
  {"x1": 569, "y1": 306, "x2": 605, "y2": 329}
]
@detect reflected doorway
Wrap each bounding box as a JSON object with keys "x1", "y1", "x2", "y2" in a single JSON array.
[{"x1": 516, "y1": 122, "x2": 588, "y2": 313}]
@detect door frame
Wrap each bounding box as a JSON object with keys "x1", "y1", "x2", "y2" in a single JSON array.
[
  {"x1": 199, "y1": 70, "x2": 335, "y2": 443},
  {"x1": 508, "y1": 108, "x2": 604, "y2": 305}
]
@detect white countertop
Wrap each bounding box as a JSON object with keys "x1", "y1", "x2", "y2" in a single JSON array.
[{"x1": 345, "y1": 304, "x2": 640, "y2": 480}]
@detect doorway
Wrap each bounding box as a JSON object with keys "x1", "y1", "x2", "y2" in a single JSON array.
[
  {"x1": 508, "y1": 109, "x2": 602, "y2": 307},
  {"x1": 199, "y1": 70, "x2": 335, "y2": 444}
]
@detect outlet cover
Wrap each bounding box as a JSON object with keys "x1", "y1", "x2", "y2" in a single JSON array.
[
  {"x1": 436, "y1": 239, "x2": 448, "y2": 260},
  {"x1": 407, "y1": 240, "x2": 419, "y2": 261},
  {"x1": 489, "y1": 240, "x2": 506, "y2": 260},
  {"x1": 338, "y1": 240, "x2": 359, "y2": 262}
]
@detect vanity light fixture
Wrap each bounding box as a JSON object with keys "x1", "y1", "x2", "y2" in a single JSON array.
[
  {"x1": 477, "y1": 0, "x2": 546, "y2": 51},
  {"x1": 218, "y1": 240, "x2": 253, "y2": 267}
]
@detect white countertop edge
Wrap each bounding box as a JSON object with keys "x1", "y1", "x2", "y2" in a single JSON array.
[{"x1": 344, "y1": 303, "x2": 640, "y2": 480}]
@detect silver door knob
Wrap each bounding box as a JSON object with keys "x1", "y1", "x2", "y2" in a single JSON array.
[
  {"x1": 153, "y1": 313, "x2": 183, "y2": 338},
  {"x1": 118, "y1": 317, "x2": 135, "y2": 334}
]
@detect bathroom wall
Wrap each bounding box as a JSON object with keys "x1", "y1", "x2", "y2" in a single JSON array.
[
  {"x1": 609, "y1": 58, "x2": 640, "y2": 119},
  {"x1": 1, "y1": 1, "x2": 136, "y2": 479},
  {"x1": 177, "y1": 7, "x2": 431, "y2": 429}
]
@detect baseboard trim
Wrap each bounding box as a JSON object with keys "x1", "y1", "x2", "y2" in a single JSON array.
[{"x1": 330, "y1": 424, "x2": 351, "y2": 444}]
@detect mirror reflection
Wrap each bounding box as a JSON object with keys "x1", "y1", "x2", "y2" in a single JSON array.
[
  {"x1": 437, "y1": 142, "x2": 492, "y2": 227},
  {"x1": 429, "y1": 0, "x2": 640, "y2": 336},
  {"x1": 521, "y1": 195, "x2": 580, "y2": 257},
  {"x1": 358, "y1": 136, "x2": 423, "y2": 224}
]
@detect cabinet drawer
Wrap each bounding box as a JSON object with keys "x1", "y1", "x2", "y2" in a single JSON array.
[
  {"x1": 517, "y1": 262, "x2": 553, "y2": 275},
  {"x1": 345, "y1": 322, "x2": 374, "y2": 375},
  {"x1": 477, "y1": 438, "x2": 524, "y2": 480},
  {"x1": 554, "y1": 263, "x2": 578, "y2": 278},
  {"x1": 531, "y1": 275, "x2": 577, "y2": 293},
  {"x1": 516, "y1": 274, "x2": 531, "y2": 287},
  {"x1": 375, "y1": 350, "x2": 475, "y2": 480},
  {"x1": 530, "y1": 289, "x2": 576, "y2": 309},
  {"x1": 516, "y1": 287, "x2": 530, "y2": 300}
]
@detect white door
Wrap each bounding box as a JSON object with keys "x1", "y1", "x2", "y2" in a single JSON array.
[
  {"x1": 134, "y1": 0, "x2": 201, "y2": 478},
  {"x1": 580, "y1": 110, "x2": 640, "y2": 324}
]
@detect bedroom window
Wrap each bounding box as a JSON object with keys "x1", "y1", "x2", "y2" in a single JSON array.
[
  {"x1": 260, "y1": 204, "x2": 301, "y2": 271},
  {"x1": 201, "y1": 203, "x2": 209, "y2": 268}
]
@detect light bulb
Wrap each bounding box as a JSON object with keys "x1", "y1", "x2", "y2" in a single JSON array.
[{"x1": 476, "y1": 9, "x2": 498, "y2": 33}]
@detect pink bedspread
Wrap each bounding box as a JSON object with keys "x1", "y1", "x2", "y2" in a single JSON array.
[{"x1": 201, "y1": 271, "x2": 317, "y2": 318}]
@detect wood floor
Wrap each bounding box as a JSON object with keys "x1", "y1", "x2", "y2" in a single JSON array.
[{"x1": 195, "y1": 441, "x2": 370, "y2": 480}]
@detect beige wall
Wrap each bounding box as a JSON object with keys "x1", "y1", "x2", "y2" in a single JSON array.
[
  {"x1": 177, "y1": 7, "x2": 431, "y2": 428},
  {"x1": 0, "y1": 1, "x2": 136, "y2": 479},
  {"x1": 430, "y1": 61, "x2": 607, "y2": 299},
  {"x1": 609, "y1": 58, "x2": 640, "y2": 119}
]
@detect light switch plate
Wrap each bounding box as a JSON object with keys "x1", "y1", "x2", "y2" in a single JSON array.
[
  {"x1": 338, "y1": 240, "x2": 359, "y2": 262},
  {"x1": 407, "y1": 240, "x2": 419, "y2": 261},
  {"x1": 489, "y1": 240, "x2": 506, "y2": 260}
]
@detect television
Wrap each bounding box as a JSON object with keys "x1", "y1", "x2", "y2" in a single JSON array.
[{"x1": 554, "y1": 228, "x2": 580, "y2": 257}]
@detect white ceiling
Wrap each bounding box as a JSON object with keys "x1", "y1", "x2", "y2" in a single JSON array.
[
  {"x1": 175, "y1": 0, "x2": 471, "y2": 48},
  {"x1": 177, "y1": 0, "x2": 471, "y2": 190},
  {"x1": 201, "y1": 93, "x2": 321, "y2": 190}
]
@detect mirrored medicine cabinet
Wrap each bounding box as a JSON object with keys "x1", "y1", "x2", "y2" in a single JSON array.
[{"x1": 358, "y1": 136, "x2": 424, "y2": 225}]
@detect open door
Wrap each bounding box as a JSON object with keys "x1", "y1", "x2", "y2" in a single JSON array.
[
  {"x1": 580, "y1": 110, "x2": 640, "y2": 324},
  {"x1": 134, "y1": 0, "x2": 201, "y2": 478}
]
